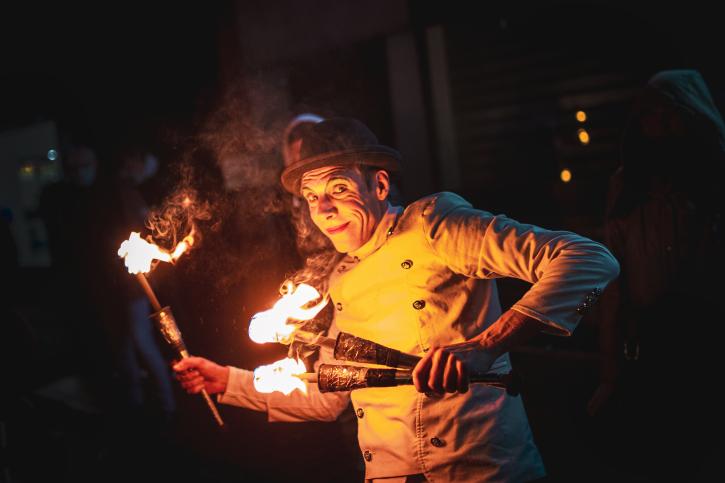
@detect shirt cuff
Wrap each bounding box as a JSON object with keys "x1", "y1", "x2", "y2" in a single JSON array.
[{"x1": 217, "y1": 366, "x2": 268, "y2": 412}]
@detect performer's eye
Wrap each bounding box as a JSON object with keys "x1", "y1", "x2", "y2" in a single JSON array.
[
  {"x1": 332, "y1": 184, "x2": 348, "y2": 194},
  {"x1": 305, "y1": 193, "x2": 318, "y2": 203}
]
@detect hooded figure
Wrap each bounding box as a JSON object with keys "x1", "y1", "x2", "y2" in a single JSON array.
[{"x1": 592, "y1": 70, "x2": 725, "y2": 480}]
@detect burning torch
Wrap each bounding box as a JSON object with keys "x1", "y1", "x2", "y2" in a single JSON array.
[
  {"x1": 117, "y1": 231, "x2": 225, "y2": 427},
  {"x1": 298, "y1": 364, "x2": 520, "y2": 395},
  {"x1": 249, "y1": 282, "x2": 518, "y2": 395}
]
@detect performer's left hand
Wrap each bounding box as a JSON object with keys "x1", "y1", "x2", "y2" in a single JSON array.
[
  {"x1": 413, "y1": 309, "x2": 542, "y2": 395},
  {"x1": 412, "y1": 340, "x2": 496, "y2": 395}
]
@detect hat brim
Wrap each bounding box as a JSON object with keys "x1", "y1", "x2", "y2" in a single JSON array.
[{"x1": 281, "y1": 145, "x2": 401, "y2": 194}]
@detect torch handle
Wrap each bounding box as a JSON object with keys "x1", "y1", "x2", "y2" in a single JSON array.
[
  {"x1": 296, "y1": 330, "x2": 419, "y2": 368},
  {"x1": 333, "y1": 332, "x2": 421, "y2": 368},
  {"x1": 199, "y1": 389, "x2": 225, "y2": 427},
  {"x1": 180, "y1": 350, "x2": 225, "y2": 427},
  {"x1": 395, "y1": 370, "x2": 520, "y2": 396},
  {"x1": 315, "y1": 364, "x2": 520, "y2": 396},
  {"x1": 133, "y1": 274, "x2": 224, "y2": 426}
]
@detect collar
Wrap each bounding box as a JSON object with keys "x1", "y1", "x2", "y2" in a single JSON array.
[{"x1": 347, "y1": 202, "x2": 403, "y2": 261}]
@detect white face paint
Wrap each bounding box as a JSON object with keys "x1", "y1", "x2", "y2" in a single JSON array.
[{"x1": 300, "y1": 166, "x2": 388, "y2": 253}]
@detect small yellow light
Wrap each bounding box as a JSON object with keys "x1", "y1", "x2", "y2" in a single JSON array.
[
  {"x1": 576, "y1": 111, "x2": 587, "y2": 122},
  {"x1": 577, "y1": 128, "x2": 590, "y2": 145},
  {"x1": 19, "y1": 165, "x2": 35, "y2": 177},
  {"x1": 560, "y1": 169, "x2": 572, "y2": 183}
]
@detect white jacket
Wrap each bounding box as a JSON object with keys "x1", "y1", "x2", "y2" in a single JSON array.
[{"x1": 220, "y1": 192, "x2": 620, "y2": 482}]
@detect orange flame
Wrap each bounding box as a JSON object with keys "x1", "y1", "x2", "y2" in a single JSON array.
[
  {"x1": 248, "y1": 282, "x2": 328, "y2": 344},
  {"x1": 253, "y1": 357, "x2": 308, "y2": 395},
  {"x1": 170, "y1": 229, "x2": 195, "y2": 260},
  {"x1": 117, "y1": 229, "x2": 195, "y2": 274}
]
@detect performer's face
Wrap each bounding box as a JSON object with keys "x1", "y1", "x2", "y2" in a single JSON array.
[{"x1": 300, "y1": 165, "x2": 389, "y2": 253}]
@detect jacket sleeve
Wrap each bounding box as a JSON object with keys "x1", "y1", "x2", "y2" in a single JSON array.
[
  {"x1": 218, "y1": 324, "x2": 351, "y2": 422},
  {"x1": 422, "y1": 192, "x2": 620, "y2": 335}
]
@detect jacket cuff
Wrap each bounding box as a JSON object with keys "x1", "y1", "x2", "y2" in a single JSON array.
[
  {"x1": 511, "y1": 305, "x2": 574, "y2": 336},
  {"x1": 217, "y1": 366, "x2": 268, "y2": 412}
]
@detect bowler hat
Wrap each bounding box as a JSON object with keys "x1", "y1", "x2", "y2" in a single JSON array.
[{"x1": 280, "y1": 117, "x2": 401, "y2": 194}]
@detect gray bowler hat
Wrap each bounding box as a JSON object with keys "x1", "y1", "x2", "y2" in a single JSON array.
[{"x1": 280, "y1": 117, "x2": 401, "y2": 194}]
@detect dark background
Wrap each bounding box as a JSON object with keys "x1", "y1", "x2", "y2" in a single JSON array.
[{"x1": 1, "y1": 1, "x2": 723, "y2": 482}]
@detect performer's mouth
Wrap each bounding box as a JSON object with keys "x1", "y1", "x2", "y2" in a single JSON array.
[{"x1": 326, "y1": 222, "x2": 350, "y2": 235}]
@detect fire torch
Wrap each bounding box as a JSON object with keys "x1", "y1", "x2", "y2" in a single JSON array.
[
  {"x1": 118, "y1": 231, "x2": 225, "y2": 427},
  {"x1": 249, "y1": 282, "x2": 518, "y2": 396}
]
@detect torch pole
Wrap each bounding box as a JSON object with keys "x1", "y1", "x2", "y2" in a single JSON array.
[
  {"x1": 179, "y1": 349, "x2": 226, "y2": 428},
  {"x1": 136, "y1": 274, "x2": 225, "y2": 427},
  {"x1": 135, "y1": 272, "x2": 162, "y2": 312}
]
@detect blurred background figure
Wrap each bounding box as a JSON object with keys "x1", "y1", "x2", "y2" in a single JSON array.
[
  {"x1": 97, "y1": 144, "x2": 176, "y2": 425},
  {"x1": 39, "y1": 144, "x2": 99, "y2": 294},
  {"x1": 38, "y1": 144, "x2": 111, "y2": 391},
  {"x1": 283, "y1": 113, "x2": 324, "y2": 168},
  {"x1": 589, "y1": 70, "x2": 725, "y2": 481},
  {"x1": 0, "y1": 211, "x2": 36, "y2": 397},
  {"x1": 0, "y1": 210, "x2": 20, "y2": 324},
  {"x1": 281, "y1": 113, "x2": 333, "y2": 265}
]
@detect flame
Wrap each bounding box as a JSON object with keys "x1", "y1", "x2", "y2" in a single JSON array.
[
  {"x1": 253, "y1": 357, "x2": 308, "y2": 395},
  {"x1": 117, "y1": 229, "x2": 195, "y2": 274},
  {"x1": 170, "y1": 229, "x2": 195, "y2": 260},
  {"x1": 248, "y1": 282, "x2": 328, "y2": 344}
]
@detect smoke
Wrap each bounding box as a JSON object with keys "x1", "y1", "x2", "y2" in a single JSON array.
[
  {"x1": 143, "y1": 75, "x2": 305, "y2": 297},
  {"x1": 145, "y1": 163, "x2": 212, "y2": 252},
  {"x1": 195, "y1": 75, "x2": 289, "y2": 193},
  {"x1": 142, "y1": 71, "x2": 347, "y2": 368}
]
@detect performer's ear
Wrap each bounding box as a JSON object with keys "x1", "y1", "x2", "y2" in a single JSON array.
[{"x1": 373, "y1": 170, "x2": 390, "y2": 201}]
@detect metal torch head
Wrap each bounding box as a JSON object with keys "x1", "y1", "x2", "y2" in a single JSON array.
[{"x1": 149, "y1": 306, "x2": 187, "y2": 355}]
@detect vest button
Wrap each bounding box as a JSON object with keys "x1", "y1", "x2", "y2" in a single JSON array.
[
  {"x1": 363, "y1": 450, "x2": 373, "y2": 462},
  {"x1": 356, "y1": 408, "x2": 364, "y2": 418},
  {"x1": 336, "y1": 302, "x2": 343, "y2": 311},
  {"x1": 412, "y1": 300, "x2": 426, "y2": 310},
  {"x1": 401, "y1": 259, "x2": 413, "y2": 269},
  {"x1": 430, "y1": 437, "x2": 445, "y2": 447}
]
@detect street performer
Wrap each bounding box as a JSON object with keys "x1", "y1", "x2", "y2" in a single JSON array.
[{"x1": 174, "y1": 117, "x2": 620, "y2": 482}]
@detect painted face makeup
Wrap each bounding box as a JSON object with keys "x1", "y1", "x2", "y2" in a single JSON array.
[{"x1": 300, "y1": 166, "x2": 386, "y2": 253}]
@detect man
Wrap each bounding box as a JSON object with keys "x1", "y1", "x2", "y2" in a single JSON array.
[
  {"x1": 589, "y1": 70, "x2": 724, "y2": 480},
  {"x1": 175, "y1": 118, "x2": 620, "y2": 482}
]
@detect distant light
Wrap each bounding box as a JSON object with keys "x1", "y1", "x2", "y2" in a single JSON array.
[
  {"x1": 577, "y1": 128, "x2": 590, "y2": 145},
  {"x1": 19, "y1": 165, "x2": 35, "y2": 177},
  {"x1": 47, "y1": 149, "x2": 58, "y2": 161},
  {"x1": 560, "y1": 169, "x2": 572, "y2": 183},
  {"x1": 576, "y1": 111, "x2": 587, "y2": 123}
]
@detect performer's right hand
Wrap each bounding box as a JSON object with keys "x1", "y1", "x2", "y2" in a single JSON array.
[{"x1": 173, "y1": 357, "x2": 230, "y2": 395}]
